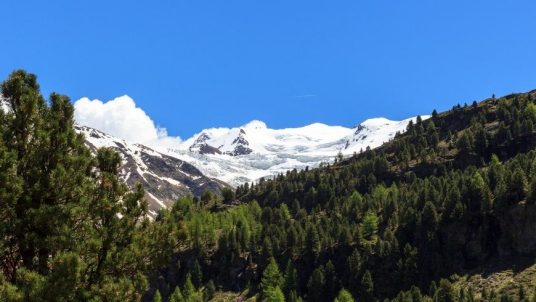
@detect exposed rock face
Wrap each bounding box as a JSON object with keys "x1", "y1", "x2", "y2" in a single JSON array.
[
  {"x1": 77, "y1": 126, "x2": 226, "y2": 217},
  {"x1": 227, "y1": 129, "x2": 252, "y2": 156},
  {"x1": 188, "y1": 128, "x2": 253, "y2": 156},
  {"x1": 189, "y1": 133, "x2": 222, "y2": 155}
]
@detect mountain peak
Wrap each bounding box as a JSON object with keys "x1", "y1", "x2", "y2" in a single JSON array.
[
  {"x1": 75, "y1": 125, "x2": 226, "y2": 216},
  {"x1": 359, "y1": 117, "x2": 395, "y2": 127},
  {"x1": 243, "y1": 120, "x2": 267, "y2": 130}
]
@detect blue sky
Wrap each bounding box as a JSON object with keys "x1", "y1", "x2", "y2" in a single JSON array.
[{"x1": 1, "y1": 1, "x2": 536, "y2": 138}]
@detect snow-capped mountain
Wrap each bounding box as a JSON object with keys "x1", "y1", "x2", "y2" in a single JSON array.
[
  {"x1": 76, "y1": 125, "x2": 226, "y2": 217},
  {"x1": 3, "y1": 95, "x2": 426, "y2": 211},
  {"x1": 159, "y1": 116, "x2": 427, "y2": 187},
  {"x1": 1, "y1": 97, "x2": 224, "y2": 216}
]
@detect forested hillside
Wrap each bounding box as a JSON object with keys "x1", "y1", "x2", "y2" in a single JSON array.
[
  {"x1": 148, "y1": 92, "x2": 536, "y2": 301},
  {"x1": 1, "y1": 70, "x2": 535, "y2": 302}
]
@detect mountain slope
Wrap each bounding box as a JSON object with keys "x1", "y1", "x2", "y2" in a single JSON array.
[
  {"x1": 2, "y1": 95, "x2": 227, "y2": 215},
  {"x1": 76, "y1": 125, "x2": 226, "y2": 216},
  {"x1": 147, "y1": 90, "x2": 536, "y2": 302}
]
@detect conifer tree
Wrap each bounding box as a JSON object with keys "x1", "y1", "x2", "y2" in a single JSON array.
[
  {"x1": 153, "y1": 290, "x2": 163, "y2": 302},
  {"x1": 183, "y1": 273, "x2": 195, "y2": 300},
  {"x1": 346, "y1": 249, "x2": 362, "y2": 294},
  {"x1": 0, "y1": 70, "x2": 94, "y2": 279},
  {"x1": 204, "y1": 280, "x2": 216, "y2": 301},
  {"x1": 507, "y1": 167, "x2": 528, "y2": 203},
  {"x1": 261, "y1": 258, "x2": 283, "y2": 300},
  {"x1": 288, "y1": 290, "x2": 303, "y2": 302},
  {"x1": 308, "y1": 267, "x2": 326, "y2": 302},
  {"x1": 435, "y1": 279, "x2": 455, "y2": 302},
  {"x1": 457, "y1": 131, "x2": 475, "y2": 155},
  {"x1": 469, "y1": 172, "x2": 492, "y2": 214},
  {"x1": 170, "y1": 286, "x2": 185, "y2": 302},
  {"x1": 266, "y1": 286, "x2": 285, "y2": 302},
  {"x1": 361, "y1": 270, "x2": 374, "y2": 302},
  {"x1": 325, "y1": 260, "x2": 338, "y2": 300},
  {"x1": 362, "y1": 210, "x2": 379, "y2": 239},
  {"x1": 306, "y1": 225, "x2": 321, "y2": 257},
  {"x1": 334, "y1": 289, "x2": 355, "y2": 302},
  {"x1": 283, "y1": 260, "x2": 298, "y2": 298},
  {"x1": 191, "y1": 259, "x2": 203, "y2": 288},
  {"x1": 421, "y1": 202, "x2": 439, "y2": 237}
]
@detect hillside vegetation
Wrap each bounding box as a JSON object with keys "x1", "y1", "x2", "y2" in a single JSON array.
[{"x1": 149, "y1": 91, "x2": 536, "y2": 301}]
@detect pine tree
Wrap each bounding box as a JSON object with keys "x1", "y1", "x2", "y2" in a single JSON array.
[
  {"x1": 191, "y1": 259, "x2": 203, "y2": 288},
  {"x1": 261, "y1": 258, "x2": 283, "y2": 300},
  {"x1": 324, "y1": 260, "x2": 338, "y2": 300},
  {"x1": 469, "y1": 172, "x2": 492, "y2": 214},
  {"x1": 362, "y1": 210, "x2": 379, "y2": 239},
  {"x1": 474, "y1": 127, "x2": 488, "y2": 155},
  {"x1": 421, "y1": 201, "x2": 439, "y2": 237},
  {"x1": 266, "y1": 286, "x2": 285, "y2": 302},
  {"x1": 432, "y1": 109, "x2": 438, "y2": 119},
  {"x1": 0, "y1": 70, "x2": 180, "y2": 300},
  {"x1": 153, "y1": 290, "x2": 163, "y2": 302},
  {"x1": 410, "y1": 286, "x2": 423, "y2": 302},
  {"x1": 204, "y1": 280, "x2": 216, "y2": 302},
  {"x1": 0, "y1": 70, "x2": 94, "y2": 278},
  {"x1": 306, "y1": 224, "x2": 321, "y2": 257},
  {"x1": 288, "y1": 290, "x2": 303, "y2": 302},
  {"x1": 346, "y1": 249, "x2": 362, "y2": 294},
  {"x1": 221, "y1": 187, "x2": 235, "y2": 203},
  {"x1": 183, "y1": 273, "x2": 195, "y2": 300},
  {"x1": 0, "y1": 272, "x2": 22, "y2": 301},
  {"x1": 361, "y1": 270, "x2": 374, "y2": 302},
  {"x1": 429, "y1": 281, "x2": 438, "y2": 297},
  {"x1": 436, "y1": 279, "x2": 455, "y2": 302},
  {"x1": 457, "y1": 130, "x2": 475, "y2": 155},
  {"x1": 308, "y1": 267, "x2": 326, "y2": 302},
  {"x1": 84, "y1": 148, "x2": 151, "y2": 295},
  {"x1": 0, "y1": 110, "x2": 23, "y2": 283},
  {"x1": 508, "y1": 167, "x2": 528, "y2": 203},
  {"x1": 170, "y1": 286, "x2": 185, "y2": 302},
  {"x1": 335, "y1": 289, "x2": 355, "y2": 302},
  {"x1": 283, "y1": 260, "x2": 298, "y2": 298}
]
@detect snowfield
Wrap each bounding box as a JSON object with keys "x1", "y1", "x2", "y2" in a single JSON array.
[{"x1": 155, "y1": 116, "x2": 428, "y2": 187}]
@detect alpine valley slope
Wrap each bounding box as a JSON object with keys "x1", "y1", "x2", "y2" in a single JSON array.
[
  {"x1": 159, "y1": 116, "x2": 428, "y2": 186},
  {"x1": 75, "y1": 125, "x2": 227, "y2": 217}
]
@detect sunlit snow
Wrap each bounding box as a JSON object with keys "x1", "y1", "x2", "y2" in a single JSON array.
[{"x1": 156, "y1": 116, "x2": 428, "y2": 186}]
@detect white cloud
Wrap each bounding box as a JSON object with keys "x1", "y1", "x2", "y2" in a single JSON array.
[{"x1": 74, "y1": 95, "x2": 182, "y2": 148}]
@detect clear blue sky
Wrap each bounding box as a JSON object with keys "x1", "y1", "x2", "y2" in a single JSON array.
[{"x1": 1, "y1": 1, "x2": 536, "y2": 138}]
